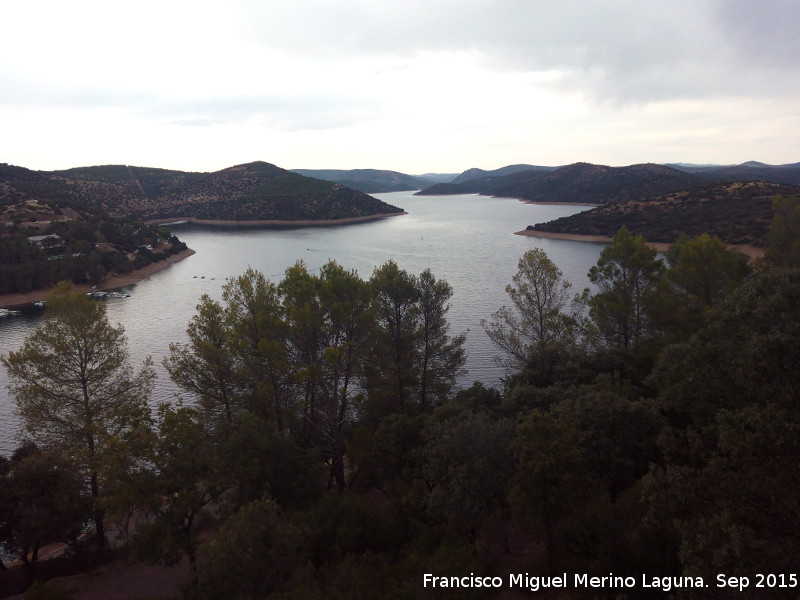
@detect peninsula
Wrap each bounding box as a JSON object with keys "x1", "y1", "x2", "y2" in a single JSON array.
[
  {"x1": 523, "y1": 181, "x2": 800, "y2": 250},
  {"x1": 1, "y1": 160, "x2": 404, "y2": 301},
  {"x1": 1, "y1": 160, "x2": 404, "y2": 223}
]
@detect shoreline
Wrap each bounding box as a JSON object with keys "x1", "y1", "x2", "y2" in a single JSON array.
[
  {"x1": 145, "y1": 212, "x2": 407, "y2": 227},
  {"x1": 514, "y1": 229, "x2": 765, "y2": 261},
  {"x1": 0, "y1": 248, "x2": 196, "y2": 309},
  {"x1": 515, "y1": 197, "x2": 600, "y2": 207}
]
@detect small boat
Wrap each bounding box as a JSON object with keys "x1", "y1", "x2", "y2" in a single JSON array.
[
  {"x1": 0, "y1": 308, "x2": 22, "y2": 317},
  {"x1": 34, "y1": 300, "x2": 47, "y2": 308}
]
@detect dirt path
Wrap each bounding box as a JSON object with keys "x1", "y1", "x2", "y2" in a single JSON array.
[{"x1": 4, "y1": 559, "x2": 189, "y2": 600}]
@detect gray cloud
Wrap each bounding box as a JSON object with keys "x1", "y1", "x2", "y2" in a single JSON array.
[{"x1": 241, "y1": 0, "x2": 800, "y2": 103}]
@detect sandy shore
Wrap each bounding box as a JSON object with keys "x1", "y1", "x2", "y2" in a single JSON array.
[
  {"x1": 145, "y1": 211, "x2": 407, "y2": 227},
  {"x1": 0, "y1": 248, "x2": 196, "y2": 309},
  {"x1": 516, "y1": 198, "x2": 600, "y2": 207},
  {"x1": 515, "y1": 229, "x2": 765, "y2": 261}
]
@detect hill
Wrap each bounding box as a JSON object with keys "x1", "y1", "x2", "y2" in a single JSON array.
[
  {"x1": 667, "y1": 161, "x2": 800, "y2": 185},
  {"x1": 1, "y1": 161, "x2": 404, "y2": 223},
  {"x1": 0, "y1": 197, "x2": 189, "y2": 296},
  {"x1": 527, "y1": 181, "x2": 800, "y2": 246},
  {"x1": 290, "y1": 168, "x2": 434, "y2": 193},
  {"x1": 416, "y1": 162, "x2": 701, "y2": 203},
  {"x1": 449, "y1": 164, "x2": 555, "y2": 185}
]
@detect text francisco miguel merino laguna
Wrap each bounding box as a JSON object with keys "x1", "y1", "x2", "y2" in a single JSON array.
[{"x1": 423, "y1": 572, "x2": 771, "y2": 593}]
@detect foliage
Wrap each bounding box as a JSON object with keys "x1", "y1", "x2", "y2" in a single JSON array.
[
  {"x1": 0, "y1": 443, "x2": 90, "y2": 575},
  {"x1": 482, "y1": 248, "x2": 586, "y2": 373},
  {"x1": 645, "y1": 268, "x2": 800, "y2": 593},
  {"x1": 532, "y1": 181, "x2": 797, "y2": 246},
  {"x1": 199, "y1": 500, "x2": 304, "y2": 600},
  {"x1": 1, "y1": 160, "x2": 404, "y2": 223},
  {"x1": 0, "y1": 206, "x2": 185, "y2": 295},
  {"x1": 2, "y1": 284, "x2": 154, "y2": 549},
  {"x1": 421, "y1": 410, "x2": 515, "y2": 539},
  {"x1": 164, "y1": 294, "x2": 242, "y2": 432},
  {"x1": 4, "y1": 251, "x2": 796, "y2": 597},
  {"x1": 764, "y1": 195, "x2": 800, "y2": 268},
  {"x1": 587, "y1": 226, "x2": 664, "y2": 347},
  {"x1": 106, "y1": 404, "x2": 231, "y2": 586},
  {"x1": 365, "y1": 260, "x2": 466, "y2": 421},
  {"x1": 649, "y1": 233, "x2": 750, "y2": 338}
]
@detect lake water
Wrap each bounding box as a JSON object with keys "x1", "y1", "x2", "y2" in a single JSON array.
[{"x1": 0, "y1": 192, "x2": 606, "y2": 456}]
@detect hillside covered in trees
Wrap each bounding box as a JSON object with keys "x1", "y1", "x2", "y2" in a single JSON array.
[
  {"x1": 0, "y1": 198, "x2": 187, "y2": 295},
  {"x1": 416, "y1": 160, "x2": 800, "y2": 201},
  {"x1": 528, "y1": 182, "x2": 800, "y2": 246},
  {"x1": 1, "y1": 198, "x2": 799, "y2": 599},
  {"x1": 419, "y1": 163, "x2": 702, "y2": 205},
  {"x1": 0, "y1": 161, "x2": 404, "y2": 223}
]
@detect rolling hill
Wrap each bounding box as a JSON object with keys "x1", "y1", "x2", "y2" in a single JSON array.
[
  {"x1": 290, "y1": 168, "x2": 438, "y2": 193},
  {"x1": 527, "y1": 181, "x2": 800, "y2": 246},
  {"x1": 1, "y1": 161, "x2": 405, "y2": 223},
  {"x1": 668, "y1": 161, "x2": 800, "y2": 185},
  {"x1": 416, "y1": 162, "x2": 702, "y2": 204}
]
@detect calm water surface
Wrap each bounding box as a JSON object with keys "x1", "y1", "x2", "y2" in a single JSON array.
[{"x1": 0, "y1": 192, "x2": 606, "y2": 455}]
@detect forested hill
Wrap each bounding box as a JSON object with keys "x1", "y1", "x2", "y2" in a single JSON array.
[
  {"x1": 416, "y1": 162, "x2": 701, "y2": 202},
  {"x1": 528, "y1": 181, "x2": 800, "y2": 246},
  {"x1": 668, "y1": 161, "x2": 800, "y2": 185},
  {"x1": 0, "y1": 161, "x2": 404, "y2": 222},
  {"x1": 290, "y1": 168, "x2": 438, "y2": 193}
]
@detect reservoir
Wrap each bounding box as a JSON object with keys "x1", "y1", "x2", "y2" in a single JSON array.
[{"x1": 0, "y1": 191, "x2": 604, "y2": 455}]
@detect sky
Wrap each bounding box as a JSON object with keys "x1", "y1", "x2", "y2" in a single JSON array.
[{"x1": 2, "y1": 0, "x2": 799, "y2": 174}]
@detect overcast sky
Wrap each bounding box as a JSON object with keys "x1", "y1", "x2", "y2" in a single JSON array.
[{"x1": 2, "y1": 0, "x2": 799, "y2": 174}]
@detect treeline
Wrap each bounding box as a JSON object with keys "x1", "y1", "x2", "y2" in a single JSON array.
[
  {"x1": 0, "y1": 198, "x2": 799, "y2": 599},
  {"x1": 0, "y1": 216, "x2": 187, "y2": 295}
]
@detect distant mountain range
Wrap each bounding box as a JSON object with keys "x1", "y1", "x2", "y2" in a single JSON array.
[
  {"x1": 667, "y1": 161, "x2": 800, "y2": 185},
  {"x1": 0, "y1": 162, "x2": 404, "y2": 223},
  {"x1": 267, "y1": 160, "x2": 800, "y2": 198},
  {"x1": 414, "y1": 161, "x2": 800, "y2": 202}
]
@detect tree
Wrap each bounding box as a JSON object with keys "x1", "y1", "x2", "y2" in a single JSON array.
[
  {"x1": 164, "y1": 294, "x2": 241, "y2": 433},
  {"x1": 106, "y1": 404, "x2": 231, "y2": 587},
  {"x1": 223, "y1": 268, "x2": 294, "y2": 433},
  {"x1": 511, "y1": 408, "x2": 595, "y2": 572},
  {"x1": 280, "y1": 260, "x2": 327, "y2": 445},
  {"x1": 366, "y1": 261, "x2": 466, "y2": 420},
  {"x1": 483, "y1": 248, "x2": 586, "y2": 372},
  {"x1": 421, "y1": 411, "x2": 515, "y2": 541},
  {"x1": 649, "y1": 233, "x2": 750, "y2": 338},
  {"x1": 2, "y1": 283, "x2": 154, "y2": 549},
  {"x1": 646, "y1": 269, "x2": 800, "y2": 588},
  {"x1": 366, "y1": 260, "x2": 421, "y2": 417},
  {"x1": 764, "y1": 195, "x2": 800, "y2": 269},
  {"x1": 198, "y1": 500, "x2": 304, "y2": 600},
  {"x1": 416, "y1": 269, "x2": 465, "y2": 410},
  {"x1": 587, "y1": 227, "x2": 663, "y2": 348},
  {"x1": 304, "y1": 261, "x2": 373, "y2": 489},
  {"x1": 0, "y1": 443, "x2": 90, "y2": 577},
  {"x1": 279, "y1": 260, "x2": 374, "y2": 489}
]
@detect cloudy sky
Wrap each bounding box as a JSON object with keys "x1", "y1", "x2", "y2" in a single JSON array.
[{"x1": 2, "y1": 0, "x2": 799, "y2": 174}]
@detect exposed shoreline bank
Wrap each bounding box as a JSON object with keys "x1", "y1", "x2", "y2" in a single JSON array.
[
  {"x1": 0, "y1": 248, "x2": 196, "y2": 309},
  {"x1": 514, "y1": 229, "x2": 765, "y2": 261},
  {"x1": 515, "y1": 197, "x2": 600, "y2": 207},
  {"x1": 145, "y1": 212, "x2": 407, "y2": 227}
]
